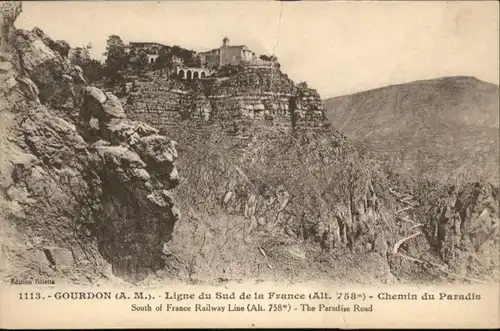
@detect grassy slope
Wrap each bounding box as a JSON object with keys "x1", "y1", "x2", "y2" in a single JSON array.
[{"x1": 325, "y1": 76, "x2": 500, "y2": 184}]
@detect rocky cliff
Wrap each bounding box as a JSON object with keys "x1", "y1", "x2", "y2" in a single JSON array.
[
  {"x1": 122, "y1": 65, "x2": 330, "y2": 132},
  {"x1": 1, "y1": 2, "x2": 180, "y2": 283}
]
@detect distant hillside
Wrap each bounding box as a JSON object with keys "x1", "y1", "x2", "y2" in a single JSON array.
[{"x1": 325, "y1": 76, "x2": 500, "y2": 184}]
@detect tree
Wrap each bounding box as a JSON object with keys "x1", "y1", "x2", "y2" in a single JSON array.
[
  {"x1": 70, "y1": 46, "x2": 90, "y2": 64},
  {"x1": 70, "y1": 45, "x2": 103, "y2": 83},
  {"x1": 259, "y1": 54, "x2": 277, "y2": 62},
  {"x1": 185, "y1": 54, "x2": 202, "y2": 68},
  {"x1": 152, "y1": 47, "x2": 171, "y2": 70},
  {"x1": 129, "y1": 49, "x2": 149, "y2": 72},
  {"x1": 297, "y1": 81, "x2": 308, "y2": 89},
  {"x1": 103, "y1": 35, "x2": 128, "y2": 83},
  {"x1": 82, "y1": 59, "x2": 104, "y2": 83},
  {"x1": 170, "y1": 45, "x2": 199, "y2": 67}
]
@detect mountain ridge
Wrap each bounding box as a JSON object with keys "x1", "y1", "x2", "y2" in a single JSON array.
[
  {"x1": 328, "y1": 75, "x2": 498, "y2": 99},
  {"x1": 325, "y1": 75, "x2": 499, "y2": 183}
]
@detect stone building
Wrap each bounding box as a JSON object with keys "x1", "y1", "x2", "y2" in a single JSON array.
[{"x1": 198, "y1": 37, "x2": 257, "y2": 69}]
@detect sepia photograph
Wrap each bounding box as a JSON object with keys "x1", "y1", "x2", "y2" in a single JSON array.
[{"x1": 0, "y1": 0, "x2": 498, "y2": 328}]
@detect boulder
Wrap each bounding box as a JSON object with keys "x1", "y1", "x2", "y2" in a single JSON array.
[
  {"x1": 84, "y1": 85, "x2": 107, "y2": 104},
  {"x1": 102, "y1": 119, "x2": 158, "y2": 145},
  {"x1": 81, "y1": 87, "x2": 125, "y2": 122},
  {"x1": 102, "y1": 92, "x2": 126, "y2": 119}
]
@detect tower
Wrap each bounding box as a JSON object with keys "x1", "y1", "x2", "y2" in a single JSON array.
[{"x1": 222, "y1": 36, "x2": 229, "y2": 47}]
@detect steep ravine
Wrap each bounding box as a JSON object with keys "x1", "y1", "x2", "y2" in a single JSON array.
[{"x1": 156, "y1": 121, "x2": 499, "y2": 285}]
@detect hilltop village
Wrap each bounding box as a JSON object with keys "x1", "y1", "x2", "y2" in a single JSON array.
[
  {"x1": 89, "y1": 36, "x2": 330, "y2": 132},
  {"x1": 124, "y1": 36, "x2": 278, "y2": 79}
]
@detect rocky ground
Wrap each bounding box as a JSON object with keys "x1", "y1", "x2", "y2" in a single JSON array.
[
  {"x1": 0, "y1": 2, "x2": 498, "y2": 286},
  {"x1": 153, "y1": 121, "x2": 499, "y2": 286}
]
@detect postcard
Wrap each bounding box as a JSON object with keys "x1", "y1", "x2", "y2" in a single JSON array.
[{"x1": 0, "y1": 0, "x2": 498, "y2": 328}]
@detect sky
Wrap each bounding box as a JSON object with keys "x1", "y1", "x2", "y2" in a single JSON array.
[{"x1": 15, "y1": 1, "x2": 499, "y2": 99}]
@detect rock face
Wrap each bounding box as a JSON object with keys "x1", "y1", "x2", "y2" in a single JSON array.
[
  {"x1": 426, "y1": 183, "x2": 499, "y2": 279},
  {"x1": 78, "y1": 86, "x2": 180, "y2": 281},
  {"x1": 0, "y1": 5, "x2": 180, "y2": 283},
  {"x1": 9, "y1": 90, "x2": 180, "y2": 282},
  {"x1": 0, "y1": 1, "x2": 22, "y2": 53},
  {"x1": 165, "y1": 122, "x2": 498, "y2": 283},
  {"x1": 14, "y1": 26, "x2": 87, "y2": 110},
  {"x1": 123, "y1": 65, "x2": 330, "y2": 131}
]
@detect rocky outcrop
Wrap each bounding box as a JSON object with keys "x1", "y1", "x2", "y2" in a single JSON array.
[
  {"x1": 425, "y1": 182, "x2": 499, "y2": 279},
  {"x1": 14, "y1": 26, "x2": 85, "y2": 110},
  {"x1": 32, "y1": 27, "x2": 70, "y2": 58},
  {"x1": 164, "y1": 121, "x2": 498, "y2": 284},
  {"x1": 78, "y1": 86, "x2": 180, "y2": 281},
  {"x1": 0, "y1": 1, "x2": 22, "y2": 53},
  {"x1": 0, "y1": 6, "x2": 181, "y2": 283},
  {"x1": 0, "y1": 1, "x2": 25, "y2": 106},
  {"x1": 123, "y1": 65, "x2": 331, "y2": 131},
  {"x1": 7, "y1": 87, "x2": 180, "y2": 282},
  {"x1": 290, "y1": 83, "x2": 329, "y2": 130}
]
